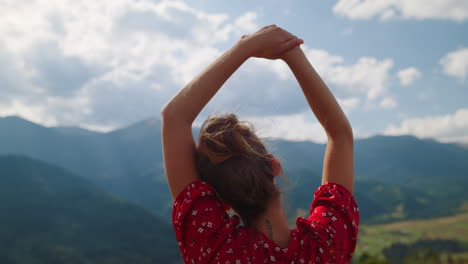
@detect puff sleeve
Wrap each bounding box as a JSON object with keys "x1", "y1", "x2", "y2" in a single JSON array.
[
  {"x1": 172, "y1": 180, "x2": 240, "y2": 264},
  {"x1": 295, "y1": 182, "x2": 360, "y2": 264}
]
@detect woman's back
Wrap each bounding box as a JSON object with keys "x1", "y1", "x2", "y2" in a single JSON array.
[{"x1": 173, "y1": 180, "x2": 359, "y2": 264}]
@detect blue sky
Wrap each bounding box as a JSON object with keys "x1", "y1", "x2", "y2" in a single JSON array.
[{"x1": 1, "y1": 0, "x2": 467, "y2": 143}]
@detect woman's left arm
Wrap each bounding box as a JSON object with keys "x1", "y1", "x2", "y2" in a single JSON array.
[{"x1": 161, "y1": 25, "x2": 302, "y2": 200}]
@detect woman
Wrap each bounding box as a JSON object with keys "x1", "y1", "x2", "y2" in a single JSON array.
[{"x1": 161, "y1": 25, "x2": 359, "y2": 264}]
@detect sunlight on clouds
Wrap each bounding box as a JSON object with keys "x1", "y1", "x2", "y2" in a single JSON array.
[
  {"x1": 243, "y1": 97, "x2": 359, "y2": 143},
  {"x1": 0, "y1": 95, "x2": 92, "y2": 127},
  {"x1": 333, "y1": 0, "x2": 468, "y2": 22},
  {"x1": 0, "y1": 0, "x2": 260, "y2": 129},
  {"x1": 440, "y1": 47, "x2": 468, "y2": 81},
  {"x1": 79, "y1": 123, "x2": 117, "y2": 133},
  {"x1": 397, "y1": 67, "x2": 422, "y2": 86},
  {"x1": 245, "y1": 111, "x2": 327, "y2": 143},
  {"x1": 385, "y1": 108, "x2": 468, "y2": 143},
  {"x1": 0, "y1": 100, "x2": 58, "y2": 126}
]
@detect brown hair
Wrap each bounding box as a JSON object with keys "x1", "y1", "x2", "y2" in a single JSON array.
[{"x1": 195, "y1": 113, "x2": 283, "y2": 227}]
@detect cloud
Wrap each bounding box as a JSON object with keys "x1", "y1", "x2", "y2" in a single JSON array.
[
  {"x1": 234, "y1": 97, "x2": 359, "y2": 143},
  {"x1": 304, "y1": 48, "x2": 394, "y2": 101},
  {"x1": 0, "y1": 0, "x2": 262, "y2": 129},
  {"x1": 337, "y1": 97, "x2": 360, "y2": 114},
  {"x1": 244, "y1": 111, "x2": 327, "y2": 143},
  {"x1": 384, "y1": 108, "x2": 468, "y2": 143},
  {"x1": 333, "y1": 0, "x2": 468, "y2": 22},
  {"x1": 0, "y1": 96, "x2": 91, "y2": 127},
  {"x1": 257, "y1": 47, "x2": 394, "y2": 102},
  {"x1": 397, "y1": 67, "x2": 422, "y2": 86},
  {"x1": 440, "y1": 47, "x2": 468, "y2": 81},
  {"x1": 0, "y1": 0, "x2": 395, "y2": 139}
]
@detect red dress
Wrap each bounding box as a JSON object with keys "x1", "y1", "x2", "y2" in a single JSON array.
[{"x1": 172, "y1": 180, "x2": 359, "y2": 264}]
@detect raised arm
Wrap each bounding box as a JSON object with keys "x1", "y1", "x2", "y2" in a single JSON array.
[
  {"x1": 282, "y1": 47, "x2": 354, "y2": 194},
  {"x1": 161, "y1": 26, "x2": 303, "y2": 199}
]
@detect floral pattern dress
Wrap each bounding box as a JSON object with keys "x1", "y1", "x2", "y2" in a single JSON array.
[{"x1": 172, "y1": 180, "x2": 359, "y2": 264}]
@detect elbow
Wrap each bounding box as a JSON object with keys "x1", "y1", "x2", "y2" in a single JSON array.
[
  {"x1": 328, "y1": 124, "x2": 354, "y2": 143},
  {"x1": 160, "y1": 100, "x2": 178, "y2": 121},
  {"x1": 160, "y1": 103, "x2": 177, "y2": 125},
  {"x1": 160, "y1": 105, "x2": 171, "y2": 121},
  {"x1": 160, "y1": 104, "x2": 191, "y2": 126},
  {"x1": 344, "y1": 125, "x2": 354, "y2": 141}
]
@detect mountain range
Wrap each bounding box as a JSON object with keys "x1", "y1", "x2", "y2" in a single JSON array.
[{"x1": 1, "y1": 115, "x2": 467, "y2": 224}]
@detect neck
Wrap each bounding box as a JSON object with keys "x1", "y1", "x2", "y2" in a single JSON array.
[{"x1": 253, "y1": 195, "x2": 291, "y2": 247}]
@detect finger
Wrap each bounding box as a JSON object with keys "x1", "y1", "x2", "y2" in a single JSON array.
[
  {"x1": 261, "y1": 24, "x2": 276, "y2": 31},
  {"x1": 280, "y1": 37, "x2": 304, "y2": 52}
]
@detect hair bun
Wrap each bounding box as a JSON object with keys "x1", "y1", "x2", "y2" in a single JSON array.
[{"x1": 197, "y1": 114, "x2": 264, "y2": 164}]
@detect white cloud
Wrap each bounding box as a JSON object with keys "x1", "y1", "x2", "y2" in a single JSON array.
[
  {"x1": 384, "y1": 108, "x2": 468, "y2": 143},
  {"x1": 258, "y1": 46, "x2": 394, "y2": 101},
  {"x1": 333, "y1": 0, "x2": 468, "y2": 22},
  {"x1": 0, "y1": 95, "x2": 91, "y2": 127},
  {"x1": 0, "y1": 0, "x2": 261, "y2": 128},
  {"x1": 79, "y1": 123, "x2": 118, "y2": 133},
  {"x1": 337, "y1": 97, "x2": 360, "y2": 114},
  {"x1": 0, "y1": 100, "x2": 57, "y2": 126},
  {"x1": 252, "y1": 59, "x2": 291, "y2": 80},
  {"x1": 303, "y1": 47, "x2": 394, "y2": 100},
  {"x1": 397, "y1": 67, "x2": 422, "y2": 86},
  {"x1": 241, "y1": 97, "x2": 359, "y2": 143},
  {"x1": 245, "y1": 111, "x2": 327, "y2": 143},
  {"x1": 440, "y1": 47, "x2": 468, "y2": 80}
]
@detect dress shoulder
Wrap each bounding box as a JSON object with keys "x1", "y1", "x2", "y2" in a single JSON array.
[
  {"x1": 172, "y1": 180, "x2": 221, "y2": 226},
  {"x1": 172, "y1": 180, "x2": 241, "y2": 263},
  {"x1": 295, "y1": 182, "x2": 360, "y2": 264}
]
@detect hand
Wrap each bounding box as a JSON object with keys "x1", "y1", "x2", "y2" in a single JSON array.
[{"x1": 240, "y1": 25, "x2": 304, "y2": 60}]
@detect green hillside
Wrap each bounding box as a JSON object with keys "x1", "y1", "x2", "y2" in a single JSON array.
[
  {"x1": 0, "y1": 155, "x2": 181, "y2": 264},
  {"x1": 284, "y1": 169, "x2": 468, "y2": 224},
  {"x1": 355, "y1": 212, "x2": 468, "y2": 263}
]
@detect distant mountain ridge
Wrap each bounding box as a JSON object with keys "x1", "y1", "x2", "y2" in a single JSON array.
[
  {"x1": 52, "y1": 126, "x2": 102, "y2": 136},
  {"x1": 1, "y1": 115, "x2": 468, "y2": 224}
]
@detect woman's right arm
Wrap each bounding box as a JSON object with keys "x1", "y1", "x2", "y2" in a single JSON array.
[{"x1": 282, "y1": 47, "x2": 354, "y2": 194}]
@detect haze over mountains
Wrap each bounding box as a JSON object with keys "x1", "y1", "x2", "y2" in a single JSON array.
[{"x1": 1, "y1": 115, "x2": 467, "y2": 224}]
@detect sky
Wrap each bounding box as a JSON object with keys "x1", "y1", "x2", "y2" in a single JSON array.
[{"x1": 1, "y1": 0, "x2": 467, "y2": 144}]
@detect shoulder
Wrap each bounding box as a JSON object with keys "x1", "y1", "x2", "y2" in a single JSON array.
[
  {"x1": 293, "y1": 182, "x2": 360, "y2": 263},
  {"x1": 172, "y1": 180, "x2": 221, "y2": 226}
]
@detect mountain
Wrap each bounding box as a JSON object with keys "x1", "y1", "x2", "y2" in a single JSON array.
[
  {"x1": 0, "y1": 116, "x2": 173, "y2": 217},
  {"x1": 268, "y1": 135, "x2": 468, "y2": 185},
  {"x1": 52, "y1": 126, "x2": 101, "y2": 137},
  {"x1": 1, "y1": 115, "x2": 467, "y2": 224},
  {"x1": 0, "y1": 155, "x2": 181, "y2": 264}
]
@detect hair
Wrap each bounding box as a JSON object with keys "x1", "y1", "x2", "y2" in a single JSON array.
[{"x1": 195, "y1": 113, "x2": 283, "y2": 227}]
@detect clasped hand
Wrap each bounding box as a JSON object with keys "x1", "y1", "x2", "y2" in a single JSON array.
[{"x1": 240, "y1": 25, "x2": 304, "y2": 60}]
